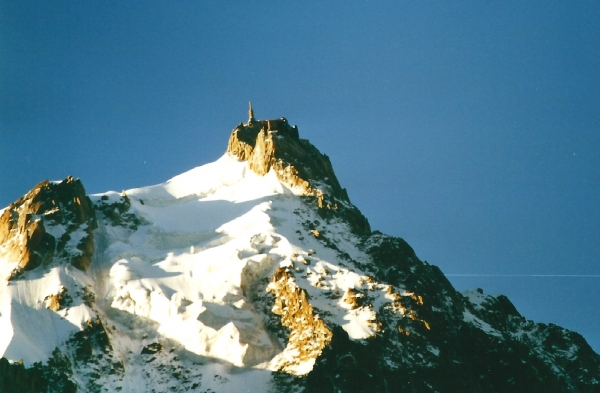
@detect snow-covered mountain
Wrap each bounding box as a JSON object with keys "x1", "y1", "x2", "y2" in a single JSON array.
[{"x1": 1, "y1": 114, "x2": 599, "y2": 393}]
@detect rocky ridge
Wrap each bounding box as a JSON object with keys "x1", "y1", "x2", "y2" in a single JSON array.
[{"x1": 0, "y1": 176, "x2": 97, "y2": 275}]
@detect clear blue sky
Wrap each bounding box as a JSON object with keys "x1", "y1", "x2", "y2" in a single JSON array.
[{"x1": 1, "y1": 2, "x2": 599, "y2": 352}]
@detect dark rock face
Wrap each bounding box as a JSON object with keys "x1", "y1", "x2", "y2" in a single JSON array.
[
  {"x1": 94, "y1": 193, "x2": 144, "y2": 230},
  {"x1": 227, "y1": 119, "x2": 370, "y2": 235},
  {"x1": 0, "y1": 176, "x2": 97, "y2": 273},
  {"x1": 295, "y1": 231, "x2": 600, "y2": 393},
  {"x1": 71, "y1": 318, "x2": 112, "y2": 360},
  {"x1": 0, "y1": 319, "x2": 116, "y2": 393},
  {"x1": 0, "y1": 355, "x2": 76, "y2": 393},
  {"x1": 141, "y1": 342, "x2": 162, "y2": 355}
]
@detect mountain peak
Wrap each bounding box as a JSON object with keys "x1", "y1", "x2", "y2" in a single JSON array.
[
  {"x1": 227, "y1": 110, "x2": 371, "y2": 235},
  {"x1": 227, "y1": 114, "x2": 328, "y2": 193},
  {"x1": 1, "y1": 115, "x2": 599, "y2": 392}
]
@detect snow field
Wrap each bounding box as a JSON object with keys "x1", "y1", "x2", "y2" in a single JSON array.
[
  {"x1": 0, "y1": 153, "x2": 415, "y2": 390},
  {"x1": 0, "y1": 262, "x2": 95, "y2": 365}
]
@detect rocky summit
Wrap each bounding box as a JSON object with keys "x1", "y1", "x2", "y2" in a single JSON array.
[{"x1": 0, "y1": 113, "x2": 599, "y2": 393}]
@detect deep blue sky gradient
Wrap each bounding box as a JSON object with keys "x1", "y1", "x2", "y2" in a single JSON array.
[{"x1": 1, "y1": 2, "x2": 599, "y2": 352}]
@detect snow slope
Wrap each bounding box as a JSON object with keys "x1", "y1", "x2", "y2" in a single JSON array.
[{"x1": 0, "y1": 153, "x2": 398, "y2": 391}]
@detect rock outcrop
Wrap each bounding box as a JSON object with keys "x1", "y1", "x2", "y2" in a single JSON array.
[
  {"x1": 93, "y1": 193, "x2": 143, "y2": 230},
  {"x1": 227, "y1": 117, "x2": 370, "y2": 235},
  {"x1": 0, "y1": 356, "x2": 76, "y2": 393},
  {"x1": 0, "y1": 176, "x2": 97, "y2": 273},
  {"x1": 267, "y1": 267, "x2": 333, "y2": 374},
  {"x1": 44, "y1": 286, "x2": 73, "y2": 312}
]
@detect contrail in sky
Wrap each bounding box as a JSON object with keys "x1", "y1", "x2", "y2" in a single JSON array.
[{"x1": 445, "y1": 274, "x2": 600, "y2": 277}]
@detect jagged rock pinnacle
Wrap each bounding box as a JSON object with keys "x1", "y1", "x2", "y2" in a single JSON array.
[
  {"x1": 0, "y1": 176, "x2": 97, "y2": 273},
  {"x1": 227, "y1": 114, "x2": 371, "y2": 235}
]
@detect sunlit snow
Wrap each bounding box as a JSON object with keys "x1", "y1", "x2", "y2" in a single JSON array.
[{"x1": 0, "y1": 153, "x2": 400, "y2": 389}]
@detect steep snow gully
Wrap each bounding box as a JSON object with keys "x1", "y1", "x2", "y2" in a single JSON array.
[{"x1": 1, "y1": 112, "x2": 599, "y2": 392}]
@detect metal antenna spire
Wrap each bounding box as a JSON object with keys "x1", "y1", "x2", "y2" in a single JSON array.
[{"x1": 248, "y1": 102, "x2": 254, "y2": 121}]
